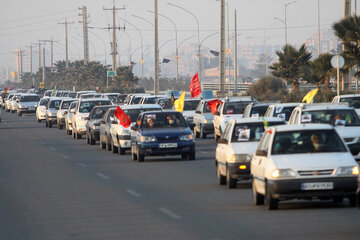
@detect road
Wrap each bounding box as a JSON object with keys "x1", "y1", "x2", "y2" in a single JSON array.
[{"x1": 0, "y1": 111, "x2": 360, "y2": 240}]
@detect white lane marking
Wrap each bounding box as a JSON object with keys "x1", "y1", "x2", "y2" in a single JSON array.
[
  {"x1": 49, "y1": 147, "x2": 56, "y2": 152},
  {"x1": 40, "y1": 141, "x2": 45, "y2": 145},
  {"x1": 77, "y1": 162, "x2": 87, "y2": 167},
  {"x1": 158, "y1": 207, "x2": 182, "y2": 220},
  {"x1": 126, "y1": 189, "x2": 142, "y2": 197},
  {"x1": 62, "y1": 155, "x2": 70, "y2": 159},
  {"x1": 97, "y1": 172, "x2": 110, "y2": 180}
]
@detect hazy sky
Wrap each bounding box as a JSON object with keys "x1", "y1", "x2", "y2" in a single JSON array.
[{"x1": 0, "y1": 0, "x2": 349, "y2": 71}]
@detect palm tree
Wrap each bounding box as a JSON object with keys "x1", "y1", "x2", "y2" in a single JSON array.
[
  {"x1": 310, "y1": 53, "x2": 335, "y2": 90},
  {"x1": 270, "y1": 44, "x2": 312, "y2": 92}
]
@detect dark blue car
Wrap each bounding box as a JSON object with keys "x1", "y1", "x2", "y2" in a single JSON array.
[{"x1": 131, "y1": 111, "x2": 195, "y2": 162}]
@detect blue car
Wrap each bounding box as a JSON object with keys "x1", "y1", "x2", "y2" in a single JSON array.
[{"x1": 131, "y1": 111, "x2": 195, "y2": 162}]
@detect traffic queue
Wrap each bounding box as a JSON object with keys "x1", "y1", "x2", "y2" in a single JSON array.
[{"x1": 2, "y1": 85, "x2": 360, "y2": 211}]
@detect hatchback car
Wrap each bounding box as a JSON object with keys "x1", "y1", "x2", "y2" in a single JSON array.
[
  {"x1": 86, "y1": 105, "x2": 113, "y2": 145},
  {"x1": 57, "y1": 99, "x2": 77, "y2": 129},
  {"x1": 36, "y1": 97, "x2": 50, "y2": 122},
  {"x1": 16, "y1": 94, "x2": 40, "y2": 116},
  {"x1": 45, "y1": 97, "x2": 64, "y2": 128},
  {"x1": 216, "y1": 117, "x2": 285, "y2": 188},
  {"x1": 251, "y1": 124, "x2": 359, "y2": 210},
  {"x1": 131, "y1": 111, "x2": 195, "y2": 162}
]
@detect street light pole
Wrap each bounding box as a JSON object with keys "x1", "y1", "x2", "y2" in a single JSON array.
[
  {"x1": 154, "y1": 0, "x2": 159, "y2": 95},
  {"x1": 285, "y1": 0, "x2": 296, "y2": 46},
  {"x1": 167, "y1": 2, "x2": 201, "y2": 88}
]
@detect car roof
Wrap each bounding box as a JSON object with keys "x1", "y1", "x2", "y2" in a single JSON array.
[
  {"x1": 269, "y1": 102, "x2": 301, "y2": 107},
  {"x1": 234, "y1": 117, "x2": 285, "y2": 124},
  {"x1": 272, "y1": 123, "x2": 334, "y2": 132},
  {"x1": 300, "y1": 103, "x2": 353, "y2": 111},
  {"x1": 61, "y1": 98, "x2": 79, "y2": 102},
  {"x1": 120, "y1": 104, "x2": 162, "y2": 110},
  {"x1": 224, "y1": 96, "x2": 253, "y2": 102},
  {"x1": 20, "y1": 94, "x2": 39, "y2": 96},
  {"x1": 49, "y1": 97, "x2": 67, "y2": 101},
  {"x1": 79, "y1": 98, "x2": 112, "y2": 102},
  {"x1": 337, "y1": 94, "x2": 360, "y2": 98},
  {"x1": 92, "y1": 105, "x2": 114, "y2": 109}
]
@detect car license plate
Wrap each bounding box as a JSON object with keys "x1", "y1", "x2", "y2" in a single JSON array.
[
  {"x1": 301, "y1": 182, "x2": 333, "y2": 190},
  {"x1": 159, "y1": 143, "x2": 178, "y2": 148},
  {"x1": 28, "y1": 107, "x2": 35, "y2": 110}
]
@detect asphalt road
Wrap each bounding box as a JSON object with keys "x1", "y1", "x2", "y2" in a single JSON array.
[{"x1": 1, "y1": 111, "x2": 360, "y2": 240}]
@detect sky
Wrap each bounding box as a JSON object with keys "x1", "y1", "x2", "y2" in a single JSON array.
[{"x1": 0, "y1": 0, "x2": 350, "y2": 73}]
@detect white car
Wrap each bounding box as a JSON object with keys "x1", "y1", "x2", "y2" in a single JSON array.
[
  {"x1": 57, "y1": 98, "x2": 77, "y2": 129},
  {"x1": 64, "y1": 100, "x2": 79, "y2": 135},
  {"x1": 242, "y1": 103, "x2": 271, "y2": 118},
  {"x1": 251, "y1": 124, "x2": 359, "y2": 210},
  {"x1": 16, "y1": 94, "x2": 40, "y2": 116},
  {"x1": 139, "y1": 95, "x2": 164, "y2": 105},
  {"x1": 36, "y1": 97, "x2": 50, "y2": 122},
  {"x1": 4, "y1": 93, "x2": 15, "y2": 112},
  {"x1": 71, "y1": 98, "x2": 112, "y2": 139},
  {"x1": 288, "y1": 103, "x2": 360, "y2": 159},
  {"x1": 101, "y1": 104, "x2": 163, "y2": 154},
  {"x1": 182, "y1": 99, "x2": 201, "y2": 129},
  {"x1": 332, "y1": 94, "x2": 360, "y2": 116},
  {"x1": 216, "y1": 117, "x2": 285, "y2": 188},
  {"x1": 75, "y1": 91, "x2": 96, "y2": 98},
  {"x1": 213, "y1": 97, "x2": 254, "y2": 141},
  {"x1": 264, "y1": 103, "x2": 300, "y2": 122},
  {"x1": 45, "y1": 97, "x2": 64, "y2": 128},
  {"x1": 10, "y1": 94, "x2": 22, "y2": 113},
  {"x1": 101, "y1": 93, "x2": 120, "y2": 103}
]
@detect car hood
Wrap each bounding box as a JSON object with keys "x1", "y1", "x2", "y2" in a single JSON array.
[
  {"x1": 231, "y1": 141, "x2": 259, "y2": 155},
  {"x1": 19, "y1": 102, "x2": 37, "y2": 107},
  {"x1": 140, "y1": 127, "x2": 192, "y2": 137},
  {"x1": 334, "y1": 126, "x2": 360, "y2": 138},
  {"x1": 271, "y1": 152, "x2": 356, "y2": 170}
]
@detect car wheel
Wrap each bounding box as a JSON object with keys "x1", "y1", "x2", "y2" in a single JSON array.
[
  {"x1": 200, "y1": 126, "x2": 207, "y2": 139},
  {"x1": 45, "y1": 120, "x2": 48, "y2": 127},
  {"x1": 348, "y1": 196, "x2": 356, "y2": 207},
  {"x1": 216, "y1": 164, "x2": 226, "y2": 185},
  {"x1": 137, "y1": 147, "x2": 144, "y2": 162},
  {"x1": 100, "y1": 139, "x2": 106, "y2": 149},
  {"x1": 252, "y1": 180, "x2": 264, "y2": 205},
  {"x1": 37, "y1": 118, "x2": 41, "y2": 123},
  {"x1": 194, "y1": 126, "x2": 200, "y2": 138},
  {"x1": 119, "y1": 145, "x2": 126, "y2": 155},
  {"x1": 86, "y1": 133, "x2": 90, "y2": 144},
  {"x1": 111, "y1": 138, "x2": 118, "y2": 154},
  {"x1": 214, "y1": 134, "x2": 220, "y2": 142},
  {"x1": 226, "y1": 167, "x2": 237, "y2": 189},
  {"x1": 72, "y1": 130, "x2": 76, "y2": 139},
  {"x1": 17, "y1": 111, "x2": 21, "y2": 116},
  {"x1": 90, "y1": 133, "x2": 96, "y2": 145},
  {"x1": 333, "y1": 196, "x2": 343, "y2": 203},
  {"x1": 48, "y1": 121, "x2": 52, "y2": 128},
  {"x1": 59, "y1": 123, "x2": 63, "y2": 129},
  {"x1": 76, "y1": 132, "x2": 82, "y2": 139},
  {"x1": 188, "y1": 151, "x2": 195, "y2": 160},
  {"x1": 181, "y1": 153, "x2": 187, "y2": 159},
  {"x1": 266, "y1": 183, "x2": 278, "y2": 210}
]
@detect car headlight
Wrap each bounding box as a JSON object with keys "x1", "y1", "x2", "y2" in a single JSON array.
[
  {"x1": 141, "y1": 136, "x2": 157, "y2": 142},
  {"x1": 179, "y1": 134, "x2": 193, "y2": 141},
  {"x1": 336, "y1": 166, "x2": 359, "y2": 176},
  {"x1": 231, "y1": 154, "x2": 252, "y2": 162},
  {"x1": 271, "y1": 169, "x2": 296, "y2": 179},
  {"x1": 18, "y1": 105, "x2": 26, "y2": 109},
  {"x1": 92, "y1": 125, "x2": 99, "y2": 130}
]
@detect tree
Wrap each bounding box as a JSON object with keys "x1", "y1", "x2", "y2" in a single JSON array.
[
  {"x1": 248, "y1": 76, "x2": 287, "y2": 101},
  {"x1": 310, "y1": 53, "x2": 335, "y2": 90},
  {"x1": 270, "y1": 44, "x2": 312, "y2": 92}
]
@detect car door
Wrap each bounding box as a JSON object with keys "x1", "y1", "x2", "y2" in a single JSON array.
[
  {"x1": 99, "y1": 112, "x2": 109, "y2": 143},
  {"x1": 214, "y1": 103, "x2": 223, "y2": 134},
  {"x1": 252, "y1": 131, "x2": 272, "y2": 195},
  {"x1": 216, "y1": 122, "x2": 233, "y2": 176},
  {"x1": 193, "y1": 101, "x2": 203, "y2": 130}
]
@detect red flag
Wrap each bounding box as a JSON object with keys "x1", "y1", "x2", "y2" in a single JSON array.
[
  {"x1": 189, "y1": 72, "x2": 201, "y2": 98},
  {"x1": 114, "y1": 106, "x2": 131, "y2": 128},
  {"x1": 207, "y1": 99, "x2": 223, "y2": 115},
  {"x1": 7, "y1": 87, "x2": 12, "y2": 91}
]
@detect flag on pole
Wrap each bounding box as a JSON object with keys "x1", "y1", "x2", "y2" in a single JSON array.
[
  {"x1": 7, "y1": 87, "x2": 12, "y2": 91},
  {"x1": 189, "y1": 72, "x2": 201, "y2": 98},
  {"x1": 114, "y1": 106, "x2": 131, "y2": 128},
  {"x1": 207, "y1": 99, "x2": 223, "y2": 115},
  {"x1": 302, "y1": 89, "x2": 318, "y2": 104},
  {"x1": 174, "y1": 92, "x2": 185, "y2": 113}
]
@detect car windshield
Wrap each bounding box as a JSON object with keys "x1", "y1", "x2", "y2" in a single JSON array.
[
  {"x1": 272, "y1": 130, "x2": 347, "y2": 154},
  {"x1": 272, "y1": 106, "x2": 296, "y2": 121},
  {"x1": 232, "y1": 122, "x2": 284, "y2": 142},
  {"x1": 61, "y1": 101, "x2": 72, "y2": 109},
  {"x1": 132, "y1": 97, "x2": 142, "y2": 104},
  {"x1": 340, "y1": 97, "x2": 360, "y2": 108},
  {"x1": 49, "y1": 100, "x2": 61, "y2": 108},
  {"x1": 141, "y1": 112, "x2": 187, "y2": 129},
  {"x1": 302, "y1": 109, "x2": 360, "y2": 126},
  {"x1": 79, "y1": 100, "x2": 111, "y2": 113},
  {"x1": 117, "y1": 95, "x2": 127, "y2": 103},
  {"x1": 90, "y1": 107, "x2": 111, "y2": 119},
  {"x1": 39, "y1": 98, "x2": 49, "y2": 106},
  {"x1": 222, "y1": 101, "x2": 252, "y2": 115},
  {"x1": 105, "y1": 95, "x2": 117, "y2": 102},
  {"x1": 184, "y1": 100, "x2": 200, "y2": 111},
  {"x1": 20, "y1": 96, "x2": 40, "y2": 102},
  {"x1": 122, "y1": 108, "x2": 161, "y2": 122},
  {"x1": 250, "y1": 106, "x2": 268, "y2": 117},
  {"x1": 143, "y1": 97, "x2": 158, "y2": 104},
  {"x1": 70, "y1": 102, "x2": 77, "y2": 109},
  {"x1": 69, "y1": 93, "x2": 76, "y2": 98}
]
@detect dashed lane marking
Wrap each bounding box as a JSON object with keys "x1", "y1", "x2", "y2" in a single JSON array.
[
  {"x1": 126, "y1": 189, "x2": 142, "y2": 197},
  {"x1": 158, "y1": 207, "x2": 182, "y2": 220},
  {"x1": 97, "y1": 172, "x2": 110, "y2": 180}
]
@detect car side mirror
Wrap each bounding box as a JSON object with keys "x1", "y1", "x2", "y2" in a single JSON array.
[
  {"x1": 131, "y1": 125, "x2": 138, "y2": 131},
  {"x1": 195, "y1": 110, "x2": 201, "y2": 114},
  {"x1": 215, "y1": 111, "x2": 220, "y2": 116},
  {"x1": 218, "y1": 138, "x2": 227, "y2": 144},
  {"x1": 111, "y1": 120, "x2": 117, "y2": 124},
  {"x1": 256, "y1": 150, "x2": 267, "y2": 157},
  {"x1": 16, "y1": 99, "x2": 19, "y2": 103},
  {"x1": 85, "y1": 117, "x2": 90, "y2": 121}
]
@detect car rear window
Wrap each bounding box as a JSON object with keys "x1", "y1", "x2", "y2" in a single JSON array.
[
  {"x1": 302, "y1": 109, "x2": 360, "y2": 126},
  {"x1": 222, "y1": 101, "x2": 252, "y2": 115},
  {"x1": 79, "y1": 100, "x2": 111, "y2": 113},
  {"x1": 141, "y1": 112, "x2": 187, "y2": 128},
  {"x1": 20, "y1": 96, "x2": 40, "y2": 102},
  {"x1": 232, "y1": 122, "x2": 284, "y2": 142}
]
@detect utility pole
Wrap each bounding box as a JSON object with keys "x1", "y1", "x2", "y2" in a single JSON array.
[
  {"x1": 234, "y1": 9, "x2": 238, "y2": 93},
  {"x1": 27, "y1": 45, "x2": 33, "y2": 73},
  {"x1": 39, "y1": 39, "x2": 58, "y2": 72},
  {"x1": 219, "y1": 0, "x2": 226, "y2": 95},
  {"x1": 58, "y1": 18, "x2": 74, "y2": 69},
  {"x1": 318, "y1": 0, "x2": 321, "y2": 56},
  {"x1": 154, "y1": 0, "x2": 160, "y2": 95},
  {"x1": 226, "y1": 1, "x2": 230, "y2": 92},
  {"x1": 34, "y1": 42, "x2": 42, "y2": 70},
  {"x1": 104, "y1": 0, "x2": 125, "y2": 72},
  {"x1": 79, "y1": 6, "x2": 89, "y2": 64},
  {"x1": 42, "y1": 47, "x2": 45, "y2": 87}
]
